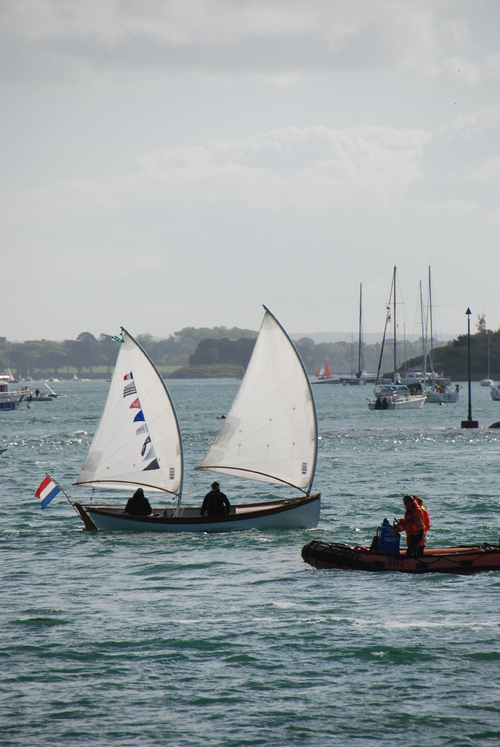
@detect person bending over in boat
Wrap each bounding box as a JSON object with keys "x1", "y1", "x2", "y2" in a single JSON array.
[
  {"x1": 414, "y1": 496, "x2": 431, "y2": 557},
  {"x1": 200, "y1": 481, "x2": 231, "y2": 518},
  {"x1": 124, "y1": 488, "x2": 152, "y2": 516},
  {"x1": 394, "y1": 495, "x2": 425, "y2": 557}
]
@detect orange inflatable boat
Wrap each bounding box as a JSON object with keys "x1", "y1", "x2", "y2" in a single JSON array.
[{"x1": 301, "y1": 540, "x2": 500, "y2": 574}]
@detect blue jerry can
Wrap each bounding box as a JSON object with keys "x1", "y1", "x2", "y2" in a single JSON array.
[{"x1": 378, "y1": 518, "x2": 400, "y2": 555}]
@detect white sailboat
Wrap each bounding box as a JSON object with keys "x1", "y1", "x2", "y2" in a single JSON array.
[
  {"x1": 367, "y1": 267, "x2": 426, "y2": 411},
  {"x1": 74, "y1": 308, "x2": 320, "y2": 532},
  {"x1": 491, "y1": 384, "x2": 500, "y2": 401}
]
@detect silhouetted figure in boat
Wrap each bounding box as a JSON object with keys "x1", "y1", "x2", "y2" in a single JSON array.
[
  {"x1": 394, "y1": 494, "x2": 425, "y2": 557},
  {"x1": 124, "y1": 488, "x2": 152, "y2": 516},
  {"x1": 200, "y1": 481, "x2": 230, "y2": 518}
]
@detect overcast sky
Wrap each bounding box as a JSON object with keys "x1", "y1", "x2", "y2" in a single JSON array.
[{"x1": 1, "y1": 0, "x2": 499, "y2": 342}]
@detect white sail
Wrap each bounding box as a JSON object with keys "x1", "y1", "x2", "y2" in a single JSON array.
[
  {"x1": 76, "y1": 328, "x2": 183, "y2": 495},
  {"x1": 197, "y1": 307, "x2": 317, "y2": 493}
]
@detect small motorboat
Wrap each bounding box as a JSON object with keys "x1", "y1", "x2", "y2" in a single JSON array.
[
  {"x1": 368, "y1": 383, "x2": 426, "y2": 410},
  {"x1": 301, "y1": 540, "x2": 500, "y2": 574},
  {"x1": 29, "y1": 393, "x2": 53, "y2": 403},
  {"x1": 0, "y1": 376, "x2": 28, "y2": 410}
]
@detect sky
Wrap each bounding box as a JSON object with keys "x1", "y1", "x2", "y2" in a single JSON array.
[{"x1": 1, "y1": 0, "x2": 499, "y2": 342}]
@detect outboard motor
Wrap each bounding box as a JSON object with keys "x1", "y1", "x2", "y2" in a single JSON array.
[{"x1": 377, "y1": 518, "x2": 400, "y2": 555}]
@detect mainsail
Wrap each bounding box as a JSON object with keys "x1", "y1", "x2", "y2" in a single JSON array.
[
  {"x1": 196, "y1": 307, "x2": 318, "y2": 494},
  {"x1": 75, "y1": 328, "x2": 183, "y2": 495}
]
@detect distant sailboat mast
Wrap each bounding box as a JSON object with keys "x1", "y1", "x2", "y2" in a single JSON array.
[
  {"x1": 357, "y1": 282, "x2": 363, "y2": 378},
  {"x1": 428, "y1": 266, "x2": 434, "y2": 375},
  {"x1": 419, "y1": 280, "x2": 426, "y2": 375},
  {"x1": 393, "y1": 265, "x2": 397, "y2": 374},
  {"x1": 375, "y1": 271, "x2": 395, "y2": 387}
]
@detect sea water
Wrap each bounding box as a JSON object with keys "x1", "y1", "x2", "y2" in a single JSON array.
[{"x1": 1, "y1": 380, "x2": 499, "y2": 747}]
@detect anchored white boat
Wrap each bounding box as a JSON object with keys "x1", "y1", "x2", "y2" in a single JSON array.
[
  {"x1": 367, "y1": 268, "x2": 426, "y2": 411},
  {"x1": 425, "y1": 383, "x2": 460, "y2": 404},
  {"x1": 74, "y1": 308, "x2": 320, "y2": 532},
  {"x1": 0, "y1": 375, "x2": 28, "y2": 410},
  {"x1": 491, "y1": 385, "x2": 500, "y2": 402},
  {"x1": 368, "y1": 383, "x2": 426, "y2": 410}
]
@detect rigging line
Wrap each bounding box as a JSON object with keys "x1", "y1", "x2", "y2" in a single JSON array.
[
  {"x1": 175, "y1": 473, "x2": 197, "y2": 517},
  {"x1": 181, "y1": 473, "x2": 197, "y2": 506}
]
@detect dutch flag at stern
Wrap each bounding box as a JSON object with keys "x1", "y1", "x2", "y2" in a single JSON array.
[{"x1": 35, "y1": 475, "x2": 61, "y2": 509}]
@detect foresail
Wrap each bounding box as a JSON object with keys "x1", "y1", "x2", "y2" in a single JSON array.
[
  {"x1": 76, "y1": 328, "x2": 183, "y2": 495},
  {"x1": 197, "y1": 307, "x2": 317, "y2": 493}
]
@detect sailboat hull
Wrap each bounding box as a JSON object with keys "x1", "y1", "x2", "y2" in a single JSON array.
[
  {"x1": 368, "y1": 395, "x2": 426, "y2": 410},
  {"x1": 76, "y1": 493, "x2": 321, "y2": 532},
  {"x1": 425, "y1": 389, "x2": 459, "y2": 403}
]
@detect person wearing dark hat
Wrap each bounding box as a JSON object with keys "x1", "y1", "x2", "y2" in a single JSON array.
[
  {"x1": 394, "y1": 494, "x2": 425, "y2": 557},
  {"x1": 124, "y1": 488, "x2": 152, "y2": 516},
  {"x1": 200, "y1": 481, "x2": 230, "y2": 518}
]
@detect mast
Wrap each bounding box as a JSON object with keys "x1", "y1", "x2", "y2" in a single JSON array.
[
  {"x1": 393, "y1": 265, "x2": 397, "y2": 374},
  {"x1": 403, "y1": 323, "x2": 406, "y2": 373},
  {"x1": 428, "y1": 266, "x2": 434, "y2": 375},
  {"x1": 375, "y1": 304, "x2": 391, "y2": 388},
  {"x1": 419, "y1": 280, "x2": 426, "y2": 374},
  {"x1": 357, "y1": 282, "x2": 363, "y2": 378}
]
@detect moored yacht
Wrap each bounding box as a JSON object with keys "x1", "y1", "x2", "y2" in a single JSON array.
[
  {"x1": 0, "y1": 375, "x2": 28, "y2": 410},
  {"x1": 367, "y1": 383, "x2": 426, "y2": 410}
]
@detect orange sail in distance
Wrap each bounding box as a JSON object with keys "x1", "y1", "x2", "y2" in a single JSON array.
[{"x1": 316, "y1": 361, "x2": 330, "y2": 379}]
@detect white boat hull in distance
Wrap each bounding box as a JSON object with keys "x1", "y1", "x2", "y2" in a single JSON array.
[
  {"x1": 368, "y1": 395, "x2": 426, "y2": 410},
  {"x1": 75, "y1": 493, "x2": 321, "y2": 532},
  {"x1": 491, "y1": 387, "x2": 500, "y2": 401},
  {"x1": 425, "y1": 389, "x2": 459, "y2": 404}
]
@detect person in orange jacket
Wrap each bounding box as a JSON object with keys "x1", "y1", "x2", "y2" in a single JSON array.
[
  {"x1": 414, "y1": 496, "x2": 430, "y2": 556},
  {"x1": 394, "y1": 494, "x2": 425, "y2": 557}
]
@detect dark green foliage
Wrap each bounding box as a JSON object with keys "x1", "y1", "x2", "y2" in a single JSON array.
[
  {"x1": 188, "y1": 338, "x2": 255, "y2": 367},
  {"x1": 1, "y1": 326, "x2": 499, "y2": 379},
  {"x1": 406, "y1": 329, "x2": 500, "y2": 380}
]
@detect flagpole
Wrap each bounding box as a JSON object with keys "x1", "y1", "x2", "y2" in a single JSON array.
[{"x1": 47, "y1": 474, "x2": 81, "y2": 518}]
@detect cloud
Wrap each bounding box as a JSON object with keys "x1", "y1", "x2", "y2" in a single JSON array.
[
  {"x1": 0, "y1": 0, "x2": 491, "y2": 88},
  {"x1": 0, "y1": 125, "x2": 432, "y2": 227},
  {"x1": 433, "y1": 53, "x2": 500, "y2": 87},
  {"x1": 452, "y1": 106, "x2": 500, "y2": 139},
  {"x1": 410, "y1": 197, "x2": 500, "y2": 225},
  {"x1": 468, "y1": 155, "x2": 500, "y2": 190}
]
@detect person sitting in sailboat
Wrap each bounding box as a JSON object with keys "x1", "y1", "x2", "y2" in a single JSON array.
[
  {"x1": 393, "y1": 495, "x2": 425, "y2": 557},
  {"x1": 125, "y1": 488, "x2": 152, "y2": 516},
  {"x1": 200, "y1": 482, "x2": 231, "y2": 518}
]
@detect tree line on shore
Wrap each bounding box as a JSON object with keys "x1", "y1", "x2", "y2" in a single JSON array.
[{"x1": 1, "y1": 327, "x2": 498, "y2": 380}]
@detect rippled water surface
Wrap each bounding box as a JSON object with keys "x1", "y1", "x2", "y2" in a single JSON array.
[{"x1": 1, "y1": 380, "x2": 500, "y2": 746}]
